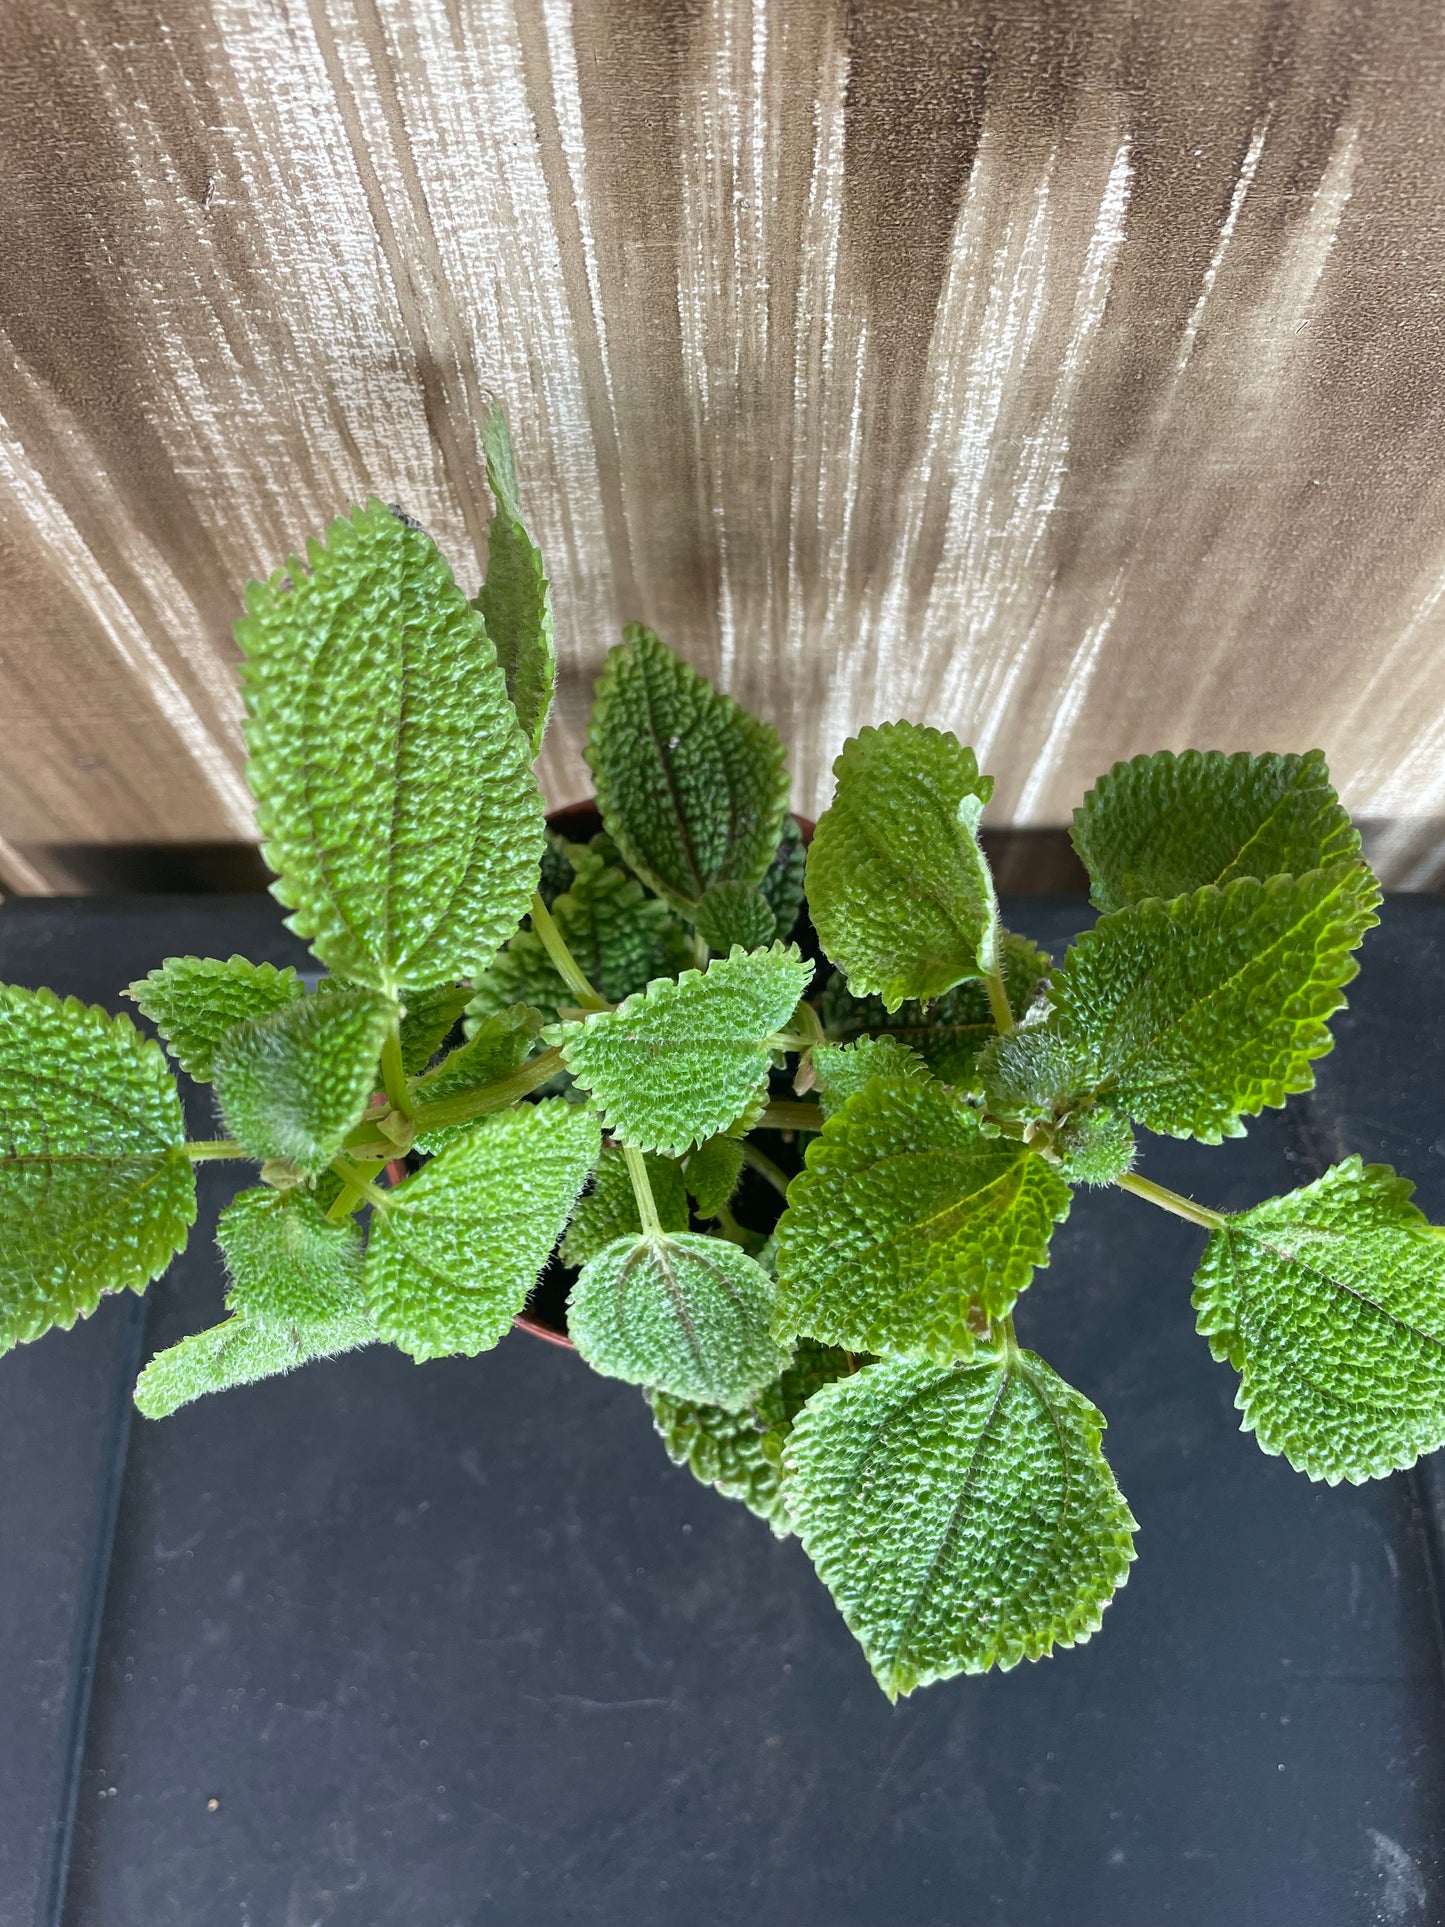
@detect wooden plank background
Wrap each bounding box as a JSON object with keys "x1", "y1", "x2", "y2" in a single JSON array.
[{"x1": 2, "y1": 0, "x2": 1444, "y2": 893}]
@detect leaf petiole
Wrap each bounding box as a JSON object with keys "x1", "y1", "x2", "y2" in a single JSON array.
[
  {"x1": 983, "y1": 960, "x2": 1016, "y2": 1036},
  {"x1": 740, "y1": 1139, "x2": 791, "y2": 1201},
  {"x1": 184, "y1": 1139, "x2": 248, "y2": 1162},
  {"x1": 327, "y1": 1152, "x2": 394, "y2": 1219},
  {"x1": 380, "y1": 1023, "x2": 413, "y2": 1120},
  {"x1": 623, "y1": 1143, "x2": 663, "y2": 1237},
  {"x1": 1114, "y1": 1170, "x2": 1227, "y2": 1233},
  {"x1": 529, "y1": 892, "x2": 609, "y2": 1011},
  {"x1": 756, "y1": 1099, "x2": 825, "y2": 1134}
]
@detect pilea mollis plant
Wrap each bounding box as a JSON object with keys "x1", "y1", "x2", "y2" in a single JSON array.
[{"x1": 3, "y1": 407, "x2": 1443, "y2": 1702}]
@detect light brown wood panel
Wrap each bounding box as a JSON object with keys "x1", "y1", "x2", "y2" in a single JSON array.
[{"x1": 2, "y1": 0, "x2": 1444, "y2": 891}]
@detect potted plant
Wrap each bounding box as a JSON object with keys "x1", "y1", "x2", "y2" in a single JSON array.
[{"x1": 2, "y1": 406, "x2": 1439, "y2": 1703}]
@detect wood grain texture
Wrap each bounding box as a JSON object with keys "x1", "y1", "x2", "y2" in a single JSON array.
[{"x1": 2, "y1": 0, "x2": 1444, "y2": 891}]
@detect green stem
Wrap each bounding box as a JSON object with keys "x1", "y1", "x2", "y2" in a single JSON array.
[
  {"x1": 755, "y1": 1099, "x2": 825, "y2": 1134},
  {"x1": 407, "y1": 1045, "x2": 566, "y2": 1138},
  {"x1": 530, "y1": 892, "x2": 608, "y2": 1011},
  {"x1": 740, "y1": 1139, "x2": 791, "y2": 1201},
  {"x1": 1115, "y1": 1170, "x2": 1227, "y2": 1233},
  {"x1": 984, "y1": 958, "x2": 1015, "y2": 1035},
  {"x1": 325, "y1": 1153, "x2": 392, "y2": 1221},
  {"x1": 380, "y1": 1023, "x2": 413, "y2": 1119},
  {"x1": 623, "y1": 1144, "x2": 663, "y2": 1238},
  {"x1": 184, "y1": 1139, "x2": 247, "y2": 1162}
]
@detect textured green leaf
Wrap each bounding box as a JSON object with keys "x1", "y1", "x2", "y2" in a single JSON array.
[
  {"x1": 584, "y1": 625, "x2": 789, "y2": 912},
  {"x1": 1073, "y1": 748, "x2": 1360, "y2": 915},
  {"x1": 683, "y1": 1134, "x2": 746, "y2": 1218},
  {"x1": 217, "y1": 1186, "x2": 365, "y2": 1327},
  {"x1": 467, "y1": 843, "x2": 690, "y2": 1024},
  {"x1": 557, "y1": 943, "x2": 813, "y2": 1155},
  {"x1": 1054, "y1": 1107, "x2": 1136, "y2": 1186},
  {"x1": 759, "y1": 814, "x2": 808, "y2": 941},
  {"x1": 775, "y1": 1075, "x2": 1072, "y2": 1361},
  {"x1": 213, "y1": 986, "x2": 395, "y2": 1171},
  {"x1": 238, "y1": 499, "x2": 543, "y2": 993},
  {"x1": 134, "y1": 1306, "x2": 374, "y2": 1419},
  {"x1": 648, "y1": 1339, "x2": 855, "y2": 1536},
  {"x1": 538, "y1": 830, "x2": 577, "y2": 907},
  {"x1": 1032, "y1": 864, "x2": 1381, "y2": 1142},
  {"x1": 807, "y1": 723, "x2": 997, "y2": 1011},
  {"x1": 812, "y1": 1037, "x2": 931, "y2": 1118},
  {"x1": 694, "y1": 881, "x2": 778, "y2": 955},
  {"x1": 568, "y1": 1230, "x2": 789, "y2": 1409},
  {"x1": 365, "y1": 1098, "x2": 599, "y2": 1360},
  {"x1": 0, "y1": 986, "x2": 196, "y2": 1352},
  {"x1": 398, "y1": 983, "x2": 473, "y2": 1075},
  {"x1": 128, "y1": 956, "x2": 304, "y2": 1083},
  {"x1": 821, "y1": 931, "x2": 1051, "y2": 1086},
  {"x1": 560, "y1": 1143, "x2": 689, "y2": 1268},
  {"x1": 412, "y1": 1005, "x2": 543, "y2": 1153},
  {"x1": 1193, "y1": 1158, "x2": 1445, "y2": 1483},
  {"x1": 783, "y1": 1350, "x2": 1136, "y2": 1697},
  {"x1": 475, "y1": 401, "x2": 555, "y2": 755}
]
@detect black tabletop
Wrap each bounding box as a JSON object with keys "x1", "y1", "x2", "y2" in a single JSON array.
[{"x1": 2, "y1": 894, "x2": 1442, "y2": 1927}]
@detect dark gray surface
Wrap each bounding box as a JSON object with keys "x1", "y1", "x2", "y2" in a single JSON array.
[{"x1": 2, "y1": 897, "x2": 1442, "y2": 1926}]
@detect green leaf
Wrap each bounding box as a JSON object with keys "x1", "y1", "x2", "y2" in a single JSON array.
[
  {"x1": 412, "y1": 1005, "x2": 544, "y2": 1153},
  {"x1": 475, "y1": 401, "x2": 556, "y2": 755},
  {"x1": 1193, "y1": 1158, "x2": 1445, "y2": 1483},
  {"x1": 1055, "y1": 1107, "x2": 1136, "y2": 1187},
  {"x1": 1032, "y1": 863, "x2": 1381, "y2": 1142},
  {"x1": 557, "y1": 943, "x2": 813, "y2": 1155},
  {"x1": 213, "y1": 986, "x2": 395, "y2": 1171},
  {"x1": 1073, "y1": 748, "x2": 1360, "y2": 915},
  {"x1": 217, "y1": 1186, "x2": 366, "y2": 1326},
  {"x1": 584, "y1": 625, "x2": 789, "y2": 913},
  {"x1": 128, "y1": 956, "x2": 305, "y2": 1083},
  {"x1": 783, "y1": 1350, "x2": 1136, "y2": 1697},
  {"x1": 467, "y1": 843, "x2": 691, "y2": 1025},
  {"x1": 560, "y1": 1143, "x2": 690, "y2": 1268},
  {"x1": 648, "y1": 1339, "x2": 855, "y2": 1537},
  {"x1": 806, "y1": 723, "x2": 997, "y2": 1012},
  {"x1": 759, "y1": 814, "x2": 807, "y2": 941},
  {"x1": 0, "y1": 986, "x2": 196, "y2": 1352},
  {"x1": 238, "y1": 499, "x2": 543, "y2": 994},
  {"x1": 538, "y1": 830, "x2": 577, "y2": 907},
  {"x1": 398, "y1": 983, "x2": 473, "y2": 1075},
  {"x1": 134, "y1": 1307, "x2": 374, "y2": 1419},
  {"x1": 694, "y1": 881, "x2": 778, "y2": 955},
  {"x1": 775, "y1": 1075, "x2": 1071, "y2": 1361},
  {"x1": 812, "y1": 1037, "x2": 931, "y2": 1119},
  {"x1": 821, "y1": 931, "x2": 1051, "y2": 1086},
  {"x1": 567, "y1": 1230, "x2": 790, "y2": 1409},
  {"x1": 365, "y1": 1098, "x2": 599, "y2": 1360},
  {"x1": 683, "y1": 1134, "x2": 745, "y2": 1218}
]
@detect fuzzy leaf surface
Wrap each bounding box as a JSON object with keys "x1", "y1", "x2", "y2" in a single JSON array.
[
  {"x1": 217, "y1": 1186, "x2": 365, "y2": 1327},
  {"x1": 128, "y1": 956, "x2": 304, "y2": 1083},
  {"x1": 1073, "y1": 748, "x2": 1360, "y2": 915},
  {"x1": 694, "y1": 881, "x2": 778, "y2": 955},
  {"x1": 213, "y1": 987, "x2": 394, "y2": 1171},
  {"x1": 1039, "y1": 864, "x2": 1381, "y2": 1141},
  {"x1": 775, "y1": 1076, "x2": 1071, "y2": 1360},
  {"x1": 561, "y1": 1144, "x2": 689, "y2": 1268},
  {"x1": 558, "y1": 943, "x2": 812, "y2": 1155},
  {"x1": 135, "y1": 1307, "x2": 374, "y2": 1418},
  {"x1": 648, "y1": 1339, "x2": 855, "y2": 1537},
  {"x1": 0, "y1": 987, "x2": 195, "y2": 1351},
  {"x1": 474, "y1": 402, "x2": 555, "y2": 754},
  {"x1": 568, "y1": 1231, "x2": 789, "y2": 1409},
  {"x1": 398, "y1": 983, "x2": 473, "y2": 1075},
  {"x1": 812, "y1": 1038, "x2": 932, "y2": 1119},
  {"x1": 783, "y1": 1351, "x2": 1136, "y2": 1697},
  {"x1": 1193, "y1": 1158, "x2": 1445, "y2": 1482},
  {"x1": 238, "y1": 499, "x2": 543, "y2": 993},
  {"x1": 821, "y1": 932, "x2": 1051, "y2": 1086},
  {"x1": 366, "y1": 1098, "x2": 599, "y2": 1360},
  {"x1": 683, "y1": 1134, "x2": 746, "y2": 1218},
  {"x1": 807, "y1": 723, "x2": 998, "y2": 1011},
  {"x1": 412, "y1": 1005, "x2": 543, "y2": 1153},
  {"x1": 584, "y1": 625, "x2": 788, "y2": 912}
]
